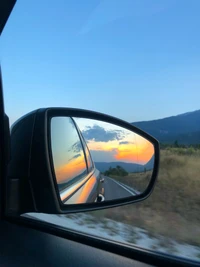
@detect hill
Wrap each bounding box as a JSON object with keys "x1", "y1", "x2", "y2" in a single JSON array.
[
  {"x1": 132, "y1": 109, "x2": 200, "y2": 145},
  {"x1": 95, "y1": 156, "x2": 154, "y2": 173},
  {"x1": 95, "y1": 161, "x2": 144, "y2": 173}
]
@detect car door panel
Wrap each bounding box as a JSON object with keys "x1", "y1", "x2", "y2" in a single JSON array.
[{"x1": 0, "y1": 220, "x2": 150, "y2": 267}]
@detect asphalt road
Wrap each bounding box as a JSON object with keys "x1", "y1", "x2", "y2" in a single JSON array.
[{"x1": 103, "y1": 176, "x2": 138, "y2": 201}]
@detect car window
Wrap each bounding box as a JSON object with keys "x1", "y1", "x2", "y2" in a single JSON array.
[
  {"x1": 73, "y1": 118, "x2": 94, "y2": 173},
  {"x1": 51, "y1": 117, "x2": 87, "y2": 188},
  {"x1": 2, "y1": 0, "x2": 200, "y2": 264},
  {"x1": 81, "y1": 136, "x2": 94, "y2": 173}
]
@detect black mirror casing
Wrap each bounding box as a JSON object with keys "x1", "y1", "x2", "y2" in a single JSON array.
[{"x1": 6, "y1": 108, "x2": 159, "y2": 215}]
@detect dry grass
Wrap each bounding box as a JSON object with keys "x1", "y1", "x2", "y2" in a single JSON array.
[
  {"x1": 112, "y1": 171, "x2": 152, "y2": 192},
  {"x1": 90, "y1": 149, "x2": 200, "y2": 246}
]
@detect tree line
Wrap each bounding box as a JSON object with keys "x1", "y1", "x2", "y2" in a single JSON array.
[
  {"x1": 160, "y1": 141, "x2": 200, "y2": 149},
  {"x1": 104, "y1": 165, "x2": 128, "y2": 177}
]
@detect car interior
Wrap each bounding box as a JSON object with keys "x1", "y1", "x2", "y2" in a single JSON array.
[{"x1": 1, "y1": 1, "x2": 199, "y2": 266}]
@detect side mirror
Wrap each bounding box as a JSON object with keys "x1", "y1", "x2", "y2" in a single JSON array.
[{"x1": 6, "y1": 108, "x2": 159, "y2": 215}]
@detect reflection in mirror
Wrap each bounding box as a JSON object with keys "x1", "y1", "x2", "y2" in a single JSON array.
[
  {"x1": 51, "y1": 117, "x2": 155, "y2": 205},
  {"x1": 51, "y1": 117, "x2": 87, "y2": 190}
]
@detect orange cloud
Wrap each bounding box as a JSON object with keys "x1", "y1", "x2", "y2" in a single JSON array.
[
  {"x1": 114, "y1": 142, "x2": 154, "y2": 164},
  {"x1": 55, "y1": 154, "x2": 86, "y2": 184},
  {"x1": 87, "y1": 140, "x2": 118, "y2": 151},
  {"x1": 87, "y1": 137, "x2": 154, "y2": 165}
]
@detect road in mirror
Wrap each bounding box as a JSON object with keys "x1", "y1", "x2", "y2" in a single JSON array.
[{"x1": 50, "y1": 117, "x2": 155, "y2": 205}]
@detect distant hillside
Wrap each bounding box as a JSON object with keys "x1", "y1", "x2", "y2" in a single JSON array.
[
  {"x1": 95, "y1": 157, "x2": 154, "y2": 173},
  {"x1": 95, "y1": 161, "x2": 143, "y2": 173},
  {"x1": 132, "y1": 110, "x2": 200, "y2": 145}
]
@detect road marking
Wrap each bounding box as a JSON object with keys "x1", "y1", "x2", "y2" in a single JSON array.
[{"x1": 107, "y1": 177, "x2": 137, "y2": 196}]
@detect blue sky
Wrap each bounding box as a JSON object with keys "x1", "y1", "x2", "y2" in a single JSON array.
[{"x1": 1, "y1": 0, "x2": 200, "y2": 125}]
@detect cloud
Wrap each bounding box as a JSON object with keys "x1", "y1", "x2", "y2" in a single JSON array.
[
  {"x1": 119, "y1": 141, "x2": 130, "y2": 145},
  {"x1": 69, "y1": 141, "x2": 82, "y2": 153},
  {"x1": 82, "y1": 125, "x2": 125, "y2": 142},
  {"x1": 79, "y1": 0, "x2": 172, "y2": 35},
  {"x1": 68, "y1": 153, "x2": 82, "y2": 162}
]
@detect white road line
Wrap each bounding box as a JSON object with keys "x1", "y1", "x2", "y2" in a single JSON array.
[
  {"x1": 107, "y1": 177, "x2": 137, "y2": 196},
  {"x1": 119, "y1": 183, "x2": 140, "y2": 195}
]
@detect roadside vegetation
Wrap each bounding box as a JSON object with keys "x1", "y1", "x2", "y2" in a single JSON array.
[
  {"x1": 90, "y1": 144, "x2": 200, "y2": 247},
  {"x1": 104, "y1": 165, "x2": 128, "y2": 177},
  {"x1": 105, "y1": 168, "x2": 152, "y2": 192}
]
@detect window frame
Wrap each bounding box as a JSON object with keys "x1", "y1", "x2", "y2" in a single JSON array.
[{"x1": 74, "y1": 119, "x2": 95, "y2": 174}]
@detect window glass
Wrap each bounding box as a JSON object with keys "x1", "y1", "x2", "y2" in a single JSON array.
[
  {"x1": 51, "y1": 117, "x2": 87, "y2": 190},
  {"x1": 2, "y1": 0, "x2": 200, "y2": 263},
  {"x1": 82, "y1": 137, "x2": 94, "y2": 173}
]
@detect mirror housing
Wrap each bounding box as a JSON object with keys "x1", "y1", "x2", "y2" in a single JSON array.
[{"x1": 6, "y1": 108, "x2": 159, "y2": 215}]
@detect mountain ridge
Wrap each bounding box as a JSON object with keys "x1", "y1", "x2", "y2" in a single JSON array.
[
  {"x1": 132, "y1": 109, "x2": 200, "y2": 124},
  {"x1": 95, "y1": 156, "x2": 154, "y2": 173},
  {"x1": 132, "y1": 109, "x2": 200, "y2": 145}
]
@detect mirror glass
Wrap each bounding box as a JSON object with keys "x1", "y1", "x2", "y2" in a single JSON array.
[{"x1": 50, "y1": 117, "x2": 155, "y2": 205}]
